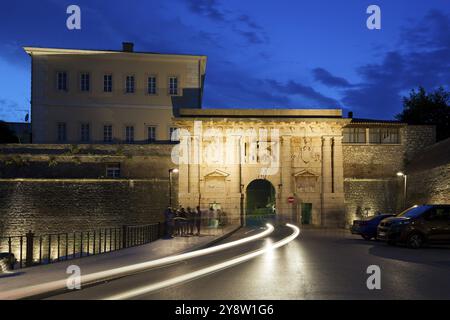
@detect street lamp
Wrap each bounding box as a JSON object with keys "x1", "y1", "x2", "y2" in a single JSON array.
[
  {"x1": 168, "y1": 168, "x2": 179, "y2": 207},
  {"x1": 397, "y1": 171, "x2": 407, "y2": 209}
]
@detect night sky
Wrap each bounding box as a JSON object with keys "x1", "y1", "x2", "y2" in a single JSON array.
[{"x1": 0, "y1": 0, "x2": 449, "y2": 122}]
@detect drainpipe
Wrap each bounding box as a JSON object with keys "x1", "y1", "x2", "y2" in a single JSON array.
[
  {"x1": 198, "y1": 135, "x2": 201, "y2": 207},
  {"x1": 239, "y1": 136, "x2": 244, "y2": 226}
]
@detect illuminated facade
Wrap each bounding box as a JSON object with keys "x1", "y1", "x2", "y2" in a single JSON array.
[
  {"x1": 24, "y1": 43, "x2": 207, "y2": 143},
  {"x1": 174, "y1": 109, "x2": 435, "y2": 227},
  {"x1": 174, "y1": 108, "x2": 348, "y2": 227}
]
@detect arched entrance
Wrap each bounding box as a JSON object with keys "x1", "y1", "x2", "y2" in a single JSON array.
[{"x1": 245, "y1": 179, "x2": 276, "y2": 224}]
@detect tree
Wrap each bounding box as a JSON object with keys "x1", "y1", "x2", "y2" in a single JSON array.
[
  {"x1": 0, "y1": 121, "x2": 19, "y2": 143},
  {"x1": 396, "y1": 87, "x2": 450, "y2": 141}
]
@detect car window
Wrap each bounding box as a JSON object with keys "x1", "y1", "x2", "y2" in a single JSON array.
[
  {"x1": 435, "y1": 208, "x2": 450, "y2": 220},
  {"x1": 397, "y1": 205, "x2": 432, "y2": 218},
  {"x1": 367, "y1": 214, "x2": 390, "y2": 221},
  {"x1": 424, "y1": 207, "x2": 450, "y2": 221}
]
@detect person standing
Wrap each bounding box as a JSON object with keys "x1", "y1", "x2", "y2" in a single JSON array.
[
  {"x1": 179, "y1": 207, "x2": 187, "y2": 236},
  {"x1": 208, "y1": 206, "x2": 214, "y2": 228},
  {"x1": 163, "y1": 207, "x2": 173, "y2": 239},
  {"x1": 195, "y1": 206, "x2": 202, "y2": 236},
  {"x1": 186, "y1": 207, "x2": 194, "y2": 235},
  {"x1": 174, "y1": 207, "x2": 181, "y2": 236}
]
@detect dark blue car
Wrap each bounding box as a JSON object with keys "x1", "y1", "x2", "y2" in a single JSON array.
[{"x1": 351, "y1": 214, "x2": 395, "y2": 240}]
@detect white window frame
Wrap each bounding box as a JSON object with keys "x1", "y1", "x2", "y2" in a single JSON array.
[
  {"x1": 56, "y1": 71, "x2": 68, "y2": 91},
  {"x1": 103, "y1": 124, "x2": 113, "y2": 143},
  {"x1": 147, "y1": 126, "x2": 157, "y2": 142},
  {"x1": 57, "y1": 122, "x2": 67, "y2": 142},
  {"x1": 103, "y1": 74, "x2": 113, "y2": 93},
  {"x1": 125, "y1": 125, "x2": 135, "y2": 143},
  {"x1": 147, "y1": 75, "x2": 157, "y2": 95},
  {"x1": 168, "y1": 76, "x2": 179, "y2": 96},
  {"x1": 125, "y1": 75, "x2": 135, "y2": 94},
  {"x1": 80, "y1": 72, "x2": 90, "y2": 92},
  {"x1": 80, "y1": 123, "x2": 90, "y2": 142},
  {"x1": 106, "y1": 164, "x2": 121, "y2": 178}
]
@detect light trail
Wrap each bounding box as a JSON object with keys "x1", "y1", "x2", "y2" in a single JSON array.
[
  {"x1": 0, "y1": 224, "x2": 274, "y2": 300},
  {"x1": 104, "y1": 223, "x2": 300, "y2": 300}
]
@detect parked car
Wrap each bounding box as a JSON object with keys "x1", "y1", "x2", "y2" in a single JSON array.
[
  {"x1": 377, "y1": 204, "x2": 450, "y2": 248},
  {"x1": 351, "y1": 214, "x2": 395, "y2": 240}
]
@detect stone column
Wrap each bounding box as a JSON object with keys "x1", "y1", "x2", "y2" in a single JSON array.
[
  {"x1": 333, "y1": 136, "x2": 344, "y2": 194},
  {"x1": 280, "y1": 135, "x2": 293, "y2": 220},
  {"x1": 321, "y1": 135, "x2": 346, "y2": 227},
  {"x1": 177, "y1": 132, "x2": 190, "y2": 207},
  {"x1": 320, "y1": 136, "x2": 332, "y2": 227},
  {"x1": 187, "y1": 135, "x2": 201, "y2": 208},
  {"x1": 228, "y1": 135, "x2": 241, "y2": 194},
  {"x1": 321, "y1": 136, "x2": 333, "y2": 194}
]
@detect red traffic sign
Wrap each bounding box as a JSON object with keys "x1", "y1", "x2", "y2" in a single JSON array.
[{"x1": 287, "y1": 196, "x2": 295, "y2": 204}]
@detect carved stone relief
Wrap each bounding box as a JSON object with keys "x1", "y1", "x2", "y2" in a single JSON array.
[
  {"x1": 291, "y1": 137, "x2": 321, "y2": 166},
  {"x1": 294, "y1": 170, "x2": 319, "y2": 193}
]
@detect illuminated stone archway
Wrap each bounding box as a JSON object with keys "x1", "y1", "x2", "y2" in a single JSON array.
[
  {"x1": 175, "y1": 109, "x2": 348, "y2": 227},
  {"x1": 245, "y1": 179, "x2": 276, "y2": 219}
]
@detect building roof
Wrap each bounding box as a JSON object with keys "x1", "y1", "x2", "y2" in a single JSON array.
[
  {"x1": 349, "y1": 118, "x2": 406, "y2": 125},
  {"x1": 178, "y1": 108, "x2": 343, "y2": 118},
  {"x1": 23, "y1": 46, "x2": 207, "y2": 60}
]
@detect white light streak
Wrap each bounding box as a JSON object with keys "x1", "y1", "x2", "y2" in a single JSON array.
[
  {"x1": 0, "y1": 224, "x2": 274, "y2": 300},
  {"x1": 104, "y1": 223, "x2": 300, "y2": 300}
]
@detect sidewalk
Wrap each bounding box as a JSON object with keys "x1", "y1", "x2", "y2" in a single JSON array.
[{"x1": 0, "y1": 224, "x2": 240, "y2": 297}]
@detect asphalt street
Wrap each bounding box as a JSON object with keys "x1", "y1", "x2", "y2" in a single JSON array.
[{"x1": 48, "y1": 224, "x2": 450, "y2": 300}]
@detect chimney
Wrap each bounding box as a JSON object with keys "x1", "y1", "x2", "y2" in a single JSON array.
[
  {"x1": 122, "y1": 42, "x2": 134, "y2": 52},
  {"x1": 348, "y1": 111, "x2": 353, "y2": 119}
]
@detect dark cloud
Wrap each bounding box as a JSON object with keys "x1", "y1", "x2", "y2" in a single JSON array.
[
  {"x1": 236, "y1": 30, "x2": 265, "y2": 44},
  {"x1": 187, "y1": 0, "x2": 225, "y2": 22},
  {"x1": 265, "y1": 79, "x2": 340, "y2": 107},
  {"x1": 312, "y1": 68, "x2": 353, "y2": 88},
  {"x1": 400, "y1": 10, "x2": 450, "y2": 51},
  {"x1": 238, "y1": 14, "x2": 263, "y2": 30},
  {"x1": 185, "y1": 0, "x2": 268, "y2": 45},
  {"x1": 341, "y1": 10, "x2": 450, "y2": 119},
  {"x1": 203, "y1": 62, "x2": 290, "y2": 107}
]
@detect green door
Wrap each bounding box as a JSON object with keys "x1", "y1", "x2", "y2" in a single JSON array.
[{"x1": 301, "y1": 203, "x2": 312, "y2": 224}]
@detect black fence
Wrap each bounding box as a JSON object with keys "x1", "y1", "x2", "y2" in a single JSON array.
[{"x1": 0, "y1": 223, "x2": 162, "y2": 270}]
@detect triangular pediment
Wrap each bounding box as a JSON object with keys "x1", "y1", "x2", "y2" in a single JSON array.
[
  {"x1": 204, "y1": 169, "x2": 230, "y2": 178},
  {"x1": 293, "y1": 169, "x2": 318, "y2": 177}
]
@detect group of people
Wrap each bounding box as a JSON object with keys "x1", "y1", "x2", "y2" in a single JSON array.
[{"x1": 163, "y1": 206, "x2": 202, "y2": 238}]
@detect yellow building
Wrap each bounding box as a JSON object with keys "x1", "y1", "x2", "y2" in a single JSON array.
[{"x1": 24, "y1": 42, "x2": 207, "y2": 143}]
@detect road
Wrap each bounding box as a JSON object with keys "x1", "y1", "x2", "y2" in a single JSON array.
[{"x1": 48, "y1": 224, "x2": 450, "y2": 300}]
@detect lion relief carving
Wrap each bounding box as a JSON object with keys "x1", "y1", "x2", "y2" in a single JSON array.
[{"x1": 291, "y1": 137, "x2": 321, "y2": 166}]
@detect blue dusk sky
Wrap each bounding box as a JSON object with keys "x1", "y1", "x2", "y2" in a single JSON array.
[{"x1": 0, "y1": 0, "x2": 449, "y2": 122}]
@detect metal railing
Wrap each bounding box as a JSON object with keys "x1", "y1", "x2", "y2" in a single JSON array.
[{"x1": 0, "y1": 223, "x2": 162, "y2": 270}]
